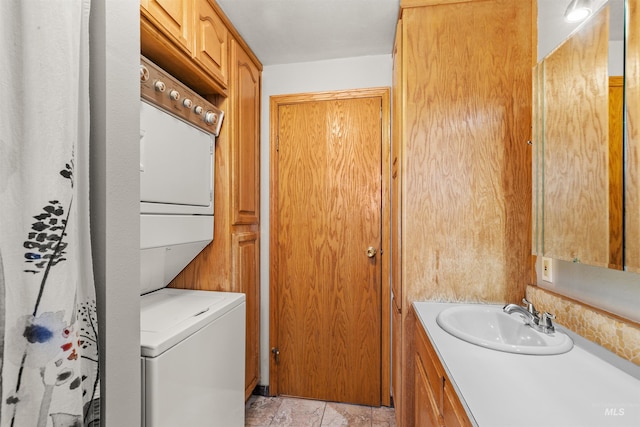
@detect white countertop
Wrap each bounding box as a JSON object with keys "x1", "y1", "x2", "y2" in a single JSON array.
[{"x1": 413, "y1": 302, "x2": 640, "y2": 427}]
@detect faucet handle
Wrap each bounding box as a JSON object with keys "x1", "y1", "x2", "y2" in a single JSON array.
[
  {"x1": 522, "y1": 298, "x2": 539, "y2": 316},
  {"x1": 539, "y1": 312, "x2": 556, "y2": 333}
]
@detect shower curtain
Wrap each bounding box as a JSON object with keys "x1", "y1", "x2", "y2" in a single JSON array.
[{"x1": 0, "y1": 1, "x2": 99, "y2": 426}]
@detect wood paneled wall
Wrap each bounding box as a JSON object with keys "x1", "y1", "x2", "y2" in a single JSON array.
[
  {"x1": 393, "y1": 1, "x2": 533, "y2": 425},
  {"x1": 401, "y1": 0, "x2": 532, "y2": 304},
  {"x1": 626, "y1": 0, "x2": 640, "y2": 272}
]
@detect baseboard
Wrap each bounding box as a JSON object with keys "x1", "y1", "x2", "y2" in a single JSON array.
[{"x1": 252, "y1": 384, "x2": 270, "y2": 397}]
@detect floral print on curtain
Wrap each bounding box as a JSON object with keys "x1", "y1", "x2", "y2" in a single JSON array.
[{"x1": 0, "y1": 0, "x2": 99, "y2": 426}]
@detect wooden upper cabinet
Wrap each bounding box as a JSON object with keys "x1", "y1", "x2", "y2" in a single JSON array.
[
  {"x1": 231, "y1": 41, "x2": 261, "y2": 225},
  {"x1": 141, "y1": 0, "x2": 230, "y2": 94},
  {"x1": 193, "y1": 0, "x2": 229, "y2": 88},
  {"x1": 141, "y1": 0, "x2": 190, "y2": 51}
]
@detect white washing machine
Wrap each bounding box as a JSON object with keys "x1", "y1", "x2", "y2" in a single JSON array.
[{"x1": 141, "y1": 288, "x2": 245, "y2": 427}]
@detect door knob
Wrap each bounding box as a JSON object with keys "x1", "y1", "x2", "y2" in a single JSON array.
[{"x1": 366, "y1": 247, "x2": 377, "y2": 258}]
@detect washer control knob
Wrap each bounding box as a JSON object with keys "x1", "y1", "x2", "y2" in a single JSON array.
[
  {"x1": 154, "y1": 80, "x2": 166, "y2": 92},
  {"x1": 169, "y1": 90, "x2": 180, "y2": 101},
  {"x1": 140, "y1": 65, "x2": 149, "y2": 82},
  {"x1": 194, "y1": 105, "x2": 203, "y2": 115},
  {"x1": 182, "y1": 98, "x2": 193, "y2": 109},
  {"x1": 204, "y1": 111, "x2": 218, "y2": 126}
]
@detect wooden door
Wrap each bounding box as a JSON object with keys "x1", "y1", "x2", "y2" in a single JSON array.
[{"x1": 271, "y1": 91, "x2": 384, "y2": 406}]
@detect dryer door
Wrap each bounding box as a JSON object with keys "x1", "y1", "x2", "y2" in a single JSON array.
[{"x1": 140, "y1": 101, "x2": 214, "y2": 215}]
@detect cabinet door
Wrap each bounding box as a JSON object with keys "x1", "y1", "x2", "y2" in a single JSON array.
[
  {"x1": 443, "y1": 381, "x2": 472, "y2": 427},
  {"x1": 192, "y1": 0, "x2": 228, "y2": 87},
  {"x1": 232, "y1": 231, "x2": 260, "y2": 399},
  {"x1": 231, "y1": 42, "x2": 261, "y2": 225},
  {"x1": 415, "y1": 355, "x2": 443, "y2": 427},
  {"x1": 392, "y1": 299, "x2": 402, "y2": 424},
  {"x1": 141, "y1": 0, "x2": 190, "y2": 52}
]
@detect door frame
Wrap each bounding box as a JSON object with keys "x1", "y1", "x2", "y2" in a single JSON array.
[{"x1": 269, "y1": 88, "x2": 391, "y2": 405}]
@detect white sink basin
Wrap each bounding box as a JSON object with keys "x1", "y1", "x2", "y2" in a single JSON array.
[{"x1": 436, "y1": 305, "x2": 574, "y2": 355}]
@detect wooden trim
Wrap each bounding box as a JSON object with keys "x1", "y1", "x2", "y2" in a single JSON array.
[
  {"x1": 269, "y1": 88, "x2": 392, "y2": 405},
  {"x1": 609, "y1": 75, "x2": 624, "y2": 86},
  {"x1": 268, "y1": 95, "x2": 280, "y2": 396},
  {"x1": 401, "y1": 0, "x2": 490, "y2": 8},
  {"x1": 380, "y1": 88, "x2": 392, "y2": 407},
  {"x1": 532, "y1": 0, "x2": 538, "y2": 67}
]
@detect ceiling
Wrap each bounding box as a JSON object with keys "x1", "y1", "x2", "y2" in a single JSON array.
[
  {"x1": 218, "y1": 0, "x2": 625, "y2": 66},
  {"x1": 216, "y1": 0, "x2": 400, "y2": 65},
  {"x1": 538, "y1": 0, "x2": 624, "y2": 59}
]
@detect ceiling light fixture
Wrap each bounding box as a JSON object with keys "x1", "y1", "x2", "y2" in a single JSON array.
[{"x1": 564, "y1": 0, "x2": 593, "y2": 23}]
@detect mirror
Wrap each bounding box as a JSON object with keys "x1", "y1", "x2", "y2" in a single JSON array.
[
  {"x1": 626, "y1": 0, "x2": 640, "y2": 272},
  {"x1": 534, "y1": 0, "x2": 625, "y2": 270}
]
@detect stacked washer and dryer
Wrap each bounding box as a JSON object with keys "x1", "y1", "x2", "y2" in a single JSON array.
[{"x1": 139, "y1": 56, "x2": 245, "y2": 427}]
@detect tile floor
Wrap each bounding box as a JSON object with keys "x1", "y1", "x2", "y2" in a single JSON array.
[{"x1": 245, "y1": 395, "x2": 396, "y2": 427}]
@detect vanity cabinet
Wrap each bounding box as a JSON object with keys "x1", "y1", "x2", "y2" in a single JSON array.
[
  {"x1": 141, "y1": 0, "x2": 229, "y2": 95},
  {"x1": 392, "y1": 0, "x2": 533, "y2": 425},
  {"x1": 415, "y1": 319, "x2": 471, "y2": 427},
  {"x1": 143, "y1": 0, "x2": 263, "y2": 401}
]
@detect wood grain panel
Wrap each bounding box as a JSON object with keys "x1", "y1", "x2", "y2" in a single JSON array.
[
  {"x1": 193, "y1": 0, "x2": 228, "y2": 87},
  {"x1": 142, "y1": 0, "x2": 190, "y2": 51},
  {"x1": 274, "y1": 95, "x2": 382, "y2": 406},
  {"x1": 232, "y1": 41, "x2": 260, "y2": 225},
  {"x1": 608, "y1": 76, "x2": 624, "y2": 270},
  {"x1": 402, "y1": 0, "x2": 532, "y2": 304},
  {"x1": 532, "y1": 64, "x2": 542, "y2": 255},
  {"x1": 168, "y1": 92, "x2": 232, "y2": 291},
  {"x1": 391, "y1": 299, "x2": 403, "y2": 424},
  {"x1": 626, "y1": 0, "x2": 640, "y2": 272},
  {"x1": 232, "y1": 231, "x2": 260, "y2": 399},
  {"x1": 392, "y1": 19, "x2": 403, "y2": 310},
  {"x1": 443, "y1": 381, "x2": 472, "y2": 427},
  {"x1": 414, "y1": 355, "x2": 442, "y2": 427},
  {"x1": 402, "y1": 0, "x2": 482, "y2": 8},
  {"x1": 542, "y1": 7, "x2": 609, "y2": 266}
]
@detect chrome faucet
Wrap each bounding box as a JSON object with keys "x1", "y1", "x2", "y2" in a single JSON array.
[{"x1": 503, "y1": 298, "x2": 556, "y2": 334}]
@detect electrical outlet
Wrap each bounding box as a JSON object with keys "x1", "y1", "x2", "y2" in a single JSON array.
[{"x1": 542, "y1": 257, "x2": 553, "y2": 282}]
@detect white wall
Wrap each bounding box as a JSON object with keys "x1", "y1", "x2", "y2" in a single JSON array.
[
  {"x1": 259, "y1": 54, "x2": 393, "y2": 386},
  {"x1": 89, "y1": 1, "x2": 140, "y2": 424},
  {"x1": 536, "y1": 259, "x2": 640, "y2": 323}
]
